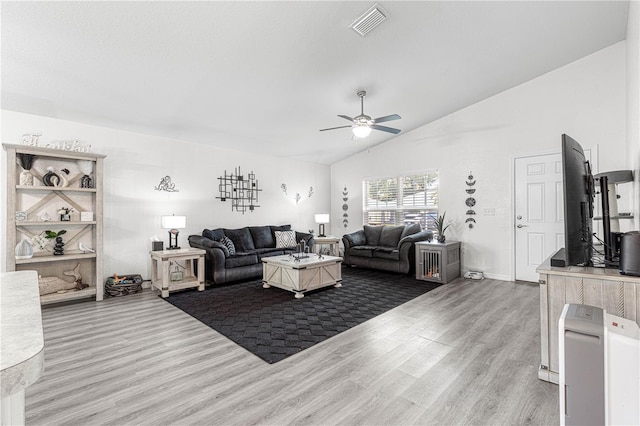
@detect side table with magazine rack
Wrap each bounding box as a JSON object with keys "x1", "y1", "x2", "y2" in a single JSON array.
[{"x1": 149, "y1": 248, "x2": 205, "y2": 298}]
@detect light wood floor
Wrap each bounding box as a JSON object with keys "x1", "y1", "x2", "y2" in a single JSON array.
[{"x1": 26, "y1": 277, "x2": 559, "y2": 425}]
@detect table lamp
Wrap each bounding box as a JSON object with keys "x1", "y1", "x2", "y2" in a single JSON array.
[
  {"x1": 314, "y1": 213, "x2": 330, "y2": 237},
  {"x1": 161, "y1": 214, "x2": 186, "y2": 250}
]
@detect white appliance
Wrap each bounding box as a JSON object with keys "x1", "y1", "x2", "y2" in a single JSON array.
[{"x1": 559, "y1": 303, "x2": 640, "y2": 425}]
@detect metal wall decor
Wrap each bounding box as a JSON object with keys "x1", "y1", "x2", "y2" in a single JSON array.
[
  {"x1": 280, "y1": 183, "x2": 314, "y2": 204},
  {"x1": 155, "y1": 176, "x2": 179, "y2": 192},
  {"x1": 342, "y1": 185, "x2": 349, "y2": 229},
  {"x1": 217, "y1": 166, "x2": 261, "y2": 213},
  {"x1": 465, "y1": 171, "x2": 477, "y2": 228}
]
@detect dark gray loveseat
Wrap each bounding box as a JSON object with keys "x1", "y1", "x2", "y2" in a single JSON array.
[
  {"x1": 189, "y1": 225, "x2": 314, "y2": 285},
  {"x1": 342, "y1": 224, "x2": 433, "y2": 274}
]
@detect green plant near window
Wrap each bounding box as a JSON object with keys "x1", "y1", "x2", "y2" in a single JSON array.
[{"x1": 435, "y1": 212, "x2": 450, "y2": 243}]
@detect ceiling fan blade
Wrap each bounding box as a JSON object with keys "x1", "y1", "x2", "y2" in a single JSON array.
[
  {"x1": 338, "y1": 115, "x2": 355, "y2": 122},
  {"x1": 371, "y1": 124, "x2": 401, "y2": 134},
  {"x1": 373, "y1": 114, "x2": 401, "y2": 123},
  {"x1": 319, "y1": 125, "x2": 352, "y2": 132}
]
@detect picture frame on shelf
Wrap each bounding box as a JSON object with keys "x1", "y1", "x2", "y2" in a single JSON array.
[{"x1": 80, "y1": 211, "x2": 94, "y2": 222}]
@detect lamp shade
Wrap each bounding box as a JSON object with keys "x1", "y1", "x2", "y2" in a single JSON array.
[
  {"x1": 161, "y1": 215, "x2": 186, "y2": 229},
  {"x1": 315, "y1": 214, "x2": 330, "y2": 224},
  {"x1": 352, "y1": 125, "x2": 372, "y2": 138}
]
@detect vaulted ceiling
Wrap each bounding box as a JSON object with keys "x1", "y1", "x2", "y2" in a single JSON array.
[{"x1": 1, "y1": 1, "x2": 629, "y2": 164}]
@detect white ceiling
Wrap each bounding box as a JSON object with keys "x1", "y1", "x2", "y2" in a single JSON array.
[{"x1": 1, "y1": 1, "x2": 629, "y2": 165}]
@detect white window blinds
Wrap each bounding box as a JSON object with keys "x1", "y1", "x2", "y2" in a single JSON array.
[{"x1": 363, "y1": 171, "x2": 439, "y2": 231}]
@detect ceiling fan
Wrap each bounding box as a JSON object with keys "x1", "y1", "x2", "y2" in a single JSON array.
[{"x1": 319, "y1": 90, "x2": 401, "y2": 138}]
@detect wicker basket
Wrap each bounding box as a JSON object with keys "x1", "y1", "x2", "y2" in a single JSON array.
[{"x1": 105, "y1": 274, "x2": 143, "y2": 297}]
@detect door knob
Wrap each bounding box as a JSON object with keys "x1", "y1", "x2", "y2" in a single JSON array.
[{"x1": 517, "y1": 224, "x2": 528, "y2": 228}]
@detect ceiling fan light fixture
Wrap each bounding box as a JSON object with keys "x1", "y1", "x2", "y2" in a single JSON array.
[{"x1": 352, "y1": 125, "x2": 372, "y2": 138}]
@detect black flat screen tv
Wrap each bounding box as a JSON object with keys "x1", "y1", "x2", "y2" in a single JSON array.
[{"x1": 554, "y1": 134, "x2": 595, "y2": 267}]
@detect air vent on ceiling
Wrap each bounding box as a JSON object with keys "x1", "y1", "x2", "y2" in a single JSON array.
[{"x1": 350, "y1": 4, "x2": 387, "y2": 37}]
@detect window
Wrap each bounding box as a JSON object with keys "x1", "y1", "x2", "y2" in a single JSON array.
[{"x1": 363, "y1": 171, "x2": 439, "y2": 231}]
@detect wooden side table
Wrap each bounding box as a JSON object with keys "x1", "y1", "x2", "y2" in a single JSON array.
[
  {"x1": 150, "y1": 248, "x2": 205, "y2": 298},
  {"x1": 313, "y1": 235, "x2": 340, "y2": 256}
]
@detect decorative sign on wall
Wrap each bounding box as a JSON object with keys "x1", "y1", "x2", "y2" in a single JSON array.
[
  {"x1": 342, "y1": 185, "x2": 349, "y2": 229},
  {"x1": 155, "y1": 176, "x2": 179, "y2": 192},
  {"x1": 20, "y1": 133, "x2": 92, "y2": 152},
  {"x1": 217, "y1": 166, "x2": 261, "y2": 213},
  {"x1": 465, "y1": 171, "x2": 476, "y2": 229}
]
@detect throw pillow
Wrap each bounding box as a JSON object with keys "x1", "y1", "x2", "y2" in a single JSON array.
[
  {"x1": 400, "y1": 223, "x2": 422, "y2": 240},
  {"x1": 363, "y1": 225, "x2": 383, "y2": 246},
  {"x1": 274, "y1": 230, "x2": 296, "y2": 248},
  {"x1": 379, "y1": 225, "x2": 404, "y2": 247},
  {"x1": 249, "y1": 226, "x2": 275, "y2": 249},
  {"x1": 224, "y1": 227, "x2": 255, "y2": 252},
  {"x1": 219, "y1": 236, "x2": 236, "y2": 256},
  {"x1": 203, "y1": 228, "x2": 225, "y2": 241}
]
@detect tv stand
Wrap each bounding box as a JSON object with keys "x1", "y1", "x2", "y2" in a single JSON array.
[{"x1": 536, "y1": 255, "x2": 640, "y2": 384}]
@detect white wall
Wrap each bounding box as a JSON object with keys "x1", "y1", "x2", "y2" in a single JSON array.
[
  {"x1": 1, "y1": 112, "x2": 331, "y2": 278},
  {"x1": 627, "y1": 0, "x2": 640, "y2": 228},
  {"x1": 331, "y1": 42, "x2": 627, "y2": 281}
]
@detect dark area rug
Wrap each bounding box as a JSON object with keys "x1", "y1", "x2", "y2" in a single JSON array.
[{"x1": 163, "y1": 267, "x2": 440, "y2": 363}]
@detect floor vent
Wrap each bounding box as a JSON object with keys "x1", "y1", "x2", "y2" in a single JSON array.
[{"x1": 350, "y1": 4, "x2": 387, "y2": 37}]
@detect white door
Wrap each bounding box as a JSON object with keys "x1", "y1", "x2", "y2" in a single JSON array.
[{"x1": 514, "y1": 153, "x2": 565, "y2": 282}]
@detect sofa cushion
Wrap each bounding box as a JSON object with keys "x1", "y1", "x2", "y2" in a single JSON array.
[
  {"x1": 349, "y1": 246, "x2": 378, "y2": 258},
  {"x1": 257, "y1": 249, "x2": 286, "y2": 261},
  {"x1": 344, "y1": 230, "x2": 366, "y2": 246},
  {"x1": 379, "y1": 226, "x2": 404, "y2": 247},
  {"x1": 374, "y1": 250, "x2": 400, "y2": 260},
  {"x1": 225, "y1": 253, "x2": 258, "y2": 268},
  {"x1": 224, "y1": 227, "x2": 255, "y2": 252},
  {"x1": 400, "y1": 223, "x2": 422, "y2": 240},
  {"x1": 203, "y1": 228, "x2": 225, "y2": 241},
  {"x1": 219, "y1": 236, "x2": 236, "y2": 256},
  {"x1": 364, "y1": 225, "x2": 383, "y2": 246},
  {"x1": 274, "y1": 230, "x2": 296, "y2": 248},
  {"x1": 249, "y1": 226, "x2": 274, "y2": 249}
]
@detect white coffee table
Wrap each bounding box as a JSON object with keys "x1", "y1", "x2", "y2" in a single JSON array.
[{"x1": 262, "y1": 253, "x2": 342, "y2": 298}]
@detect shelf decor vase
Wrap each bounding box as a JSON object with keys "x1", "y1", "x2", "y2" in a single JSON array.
[
  {"x1": 77, "y1": 160, "x2": 94, "y2": 188},
  {"x1": 53, "y1": 237, "x2": 65, "y2": 256},
  {"x1": 17, "y1": 153, "x2": 35, "y2": 186},
  {"x1": 15, "y1": 238, "x2": 34, "y2": 260},
  {"x1": 19, "y1": 170, "x2": 34, "y2": 186}
]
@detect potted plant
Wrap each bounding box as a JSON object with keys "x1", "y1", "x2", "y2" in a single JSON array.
[
  {"x1": 45, "y1": 229, "x2": 67, "y2": 255},
  {"x1": 435, "y1": 212, "x2": 451, "y2": 243}
]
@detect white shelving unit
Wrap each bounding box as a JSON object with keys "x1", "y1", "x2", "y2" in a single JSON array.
[{"x1": 4, "y1": 143, "x2": 106, "y2": 304}]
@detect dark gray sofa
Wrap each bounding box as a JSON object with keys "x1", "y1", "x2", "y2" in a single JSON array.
[
  {"x1": 189, "y1": 225, "x2": 314, "y2": 285},
  {"x1": 342, "y1": 224, "x2": 433, "y2": 274}
]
